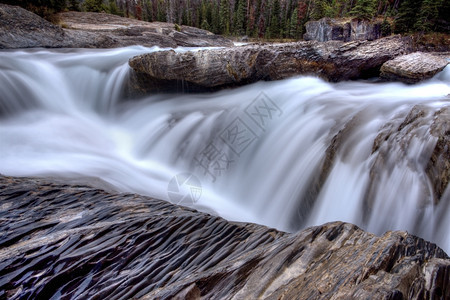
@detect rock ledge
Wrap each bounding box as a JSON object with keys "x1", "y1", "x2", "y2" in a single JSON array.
[{"x1": 381, "y1": 52, "x2": 449, "y2": 83}]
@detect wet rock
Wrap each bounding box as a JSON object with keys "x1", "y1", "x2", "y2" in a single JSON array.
[
  {"x1": 0, "y1": 175, "x2": 448, "y2": 299},
  {"x1": 128, "y1": 35, "x2": 411, "y2": 93},
  {"x1": 380, "y1": 52, "x2": 449, "y2": 83},
  {"x1": 0, "y1": 4, "x2": 66, "y2": 49},
  {"x1": 304, "y1": 18, "x2": 382, "y2": 42},
  {"x1": 370, "y1": 105, "x2": 450, "y2": 207}
]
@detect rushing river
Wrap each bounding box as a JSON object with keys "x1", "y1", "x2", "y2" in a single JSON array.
[{"x1": 0, "y1": 47, "x2": 449, "y2": 253}]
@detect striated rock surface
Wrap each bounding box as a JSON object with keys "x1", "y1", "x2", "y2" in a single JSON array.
[
  {"x1": 304, "y1": 17, "x2": 382, "y2": 42},
  {"x1": 0, "y1": 4, "x2": 66, "y2": 49},
  {"x1": 0, "y1": 4, "x2": 232, "y2": 49},
  {"x1": 128, "y1": 35, "x2": 411, "y2": 93},
  {"x1": 380, "y1": 52, "x2": 449, "y2": 83},
  {"x1": 0, "y1": 175, "x2": 449, "y2": 299},
  {"x1": 58, "y1": 11, "x2": 233, "y2": 48}
]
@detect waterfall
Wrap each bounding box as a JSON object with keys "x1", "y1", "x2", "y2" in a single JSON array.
[{"x1": 0, "y1": 47, "x2": 449, "y2": 253}]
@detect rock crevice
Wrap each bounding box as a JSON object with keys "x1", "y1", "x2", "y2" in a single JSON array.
[{"x1": 0, "y1": 175, "x2": 448, "y2": 299}]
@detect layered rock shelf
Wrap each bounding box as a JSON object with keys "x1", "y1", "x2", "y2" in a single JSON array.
[
  {"x1": 0, "y1": 4, "x2": 232, "y2": 49},
  {"x1": 381, "y1": 52, "x2": 449, "y2": 83},
  {"x1": 0, "y1": 175, "x2": 449, "y2": 299},
  {"x1": 128, "y1": 36, "x2": 411, "y2": 93}
]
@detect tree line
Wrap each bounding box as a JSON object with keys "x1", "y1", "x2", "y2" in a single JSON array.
[{"x1": 2, "y1": 0, "x2": 449, "y2": 39}]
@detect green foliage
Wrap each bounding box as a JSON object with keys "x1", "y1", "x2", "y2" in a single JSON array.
[
  {"x1": 414, "y1": 0, "x2": 439, "y2": 32},
  {"x1": 311, "y1": 0, "x2": 329, "y2": 20},
  {"x1": 268, "y1": 0, "x2": 281, "y2": 37},
  {"x1": 219, "y1": 0, "x2": 230, "y2": 34},
  {"x1": 105, "y1": 0, "x2": 122, "y2": 16},
  {"x1": 394, "y1": 0, "x2": 421, "y2": 33},
  {"x1": 350, "y1": 0, "x2": 376, "y2": 20},
  {"x1": 201, "y1": 18, "x2": 210, "y2": 31},
  {"x1": 5, "y1": 0, "x2": 448, "y2": 39},
  {"x1": 84, "y1": 0, "x2": 104, "y2": 12},
  {"x1": 68, "y1": 0, "x2": 80, "y2": 11},
  {"x1": 381, "y1": 18, "x2": 391, "y2": 36},
  {"x1": 235, "y1": 0, "x2": 247, "y2": 35}
]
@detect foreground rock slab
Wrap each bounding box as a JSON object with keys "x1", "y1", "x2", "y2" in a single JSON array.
[
  {"x1": 0, "y1": 4, "x2": 232, "y2": 49},
  {"x1": 0, "y1": 175, "x2": 448, "y2": 299},
  {"x1": 380, "y1": 52, "x2": 449, "y2": 83},
  {"x1": 129, "y1": 35, "x2": 411, "y2": 93}
]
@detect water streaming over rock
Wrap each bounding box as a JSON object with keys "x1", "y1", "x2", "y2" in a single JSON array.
[{"x1": 0, "y1": 47, "x2": 449, "y2": 253}]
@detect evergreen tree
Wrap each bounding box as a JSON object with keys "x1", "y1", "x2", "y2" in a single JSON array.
[
  {"x1": 289, "y1": 8, "x2": 299, "y2": 38},
  {"x1": 210, "y1": 0, "x2": 220, "y2": 33},
  {"x1": 394, "y1": 0, "x2": 422, "y2": 33},
  {"x1": 84, "y1": 0, "x2": 104, "y2": 12},
  {"x1": 311, "y1": 0, "x2": 328, "y2": 20},
  {"x1": 235, "y1": 0, "x2": 247, "y2": 35},
  {"x1": 107, "y1": 0, "x2": 122, "y2": 16},
  {"x1": 414, "y1": 0, "x2": 439, "y2": 32},
  {"x1": 68, "y1": 0, "x2": 80, "y2": 11},
  {"x1": 157, "y1": 0, "x2": 167, "y2": 22},
  {"x1": 350, "y1": 0, "x2": 377, "y2": 20},
  {"x1": 201, "y1": 18, "x2": 210, "y2": 30},
  {"x1": 381, "y1": 17, "x2": 391, "y2": 36},
  {"x1": 219, "y1": 0, "x2": 231, "y2": 34},
  {"x1": 269, "y1": 0, "x2": 281, "y2": 38}
]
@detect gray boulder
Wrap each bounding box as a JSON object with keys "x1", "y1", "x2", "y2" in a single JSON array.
[
  {"x1": 0, "y1": 4, "x2": 66, "y2": 49},
  {"x1": 380, "y1": 52, "x2": 449, "y2": 83},
  {"x1": 304, "y1": 18, "x2": 382, "y2": 42}
]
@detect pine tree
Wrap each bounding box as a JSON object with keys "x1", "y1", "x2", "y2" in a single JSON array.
[
  {"x1": 84, "y1": 0, "x2": 104, "y2": 12},
  {"x1": 311, "y1": 0, "x2": 328, "y2": 20},
  {"x1": 68, "y1": 0, "x2": 80, "y2": 11},
  {"x1": 157, "y1": 0, "x2": 166, "y2": 22},
  {"x1": 394, "y1": 0, "x2": 422, "y2": 33},
  {"x1": 414, "y1": 0, "x2": 439, "y2": 32},
  {"x1": 235, "y1": 0, "x2": 247, "y2": 35},
  {"x1": 268, "y1": 0, "x2": 281, "y2": 38},
  {"x1": 289, "y1": 8, "x2": 299, "y2": 38},
  {"x1": 350, "y1": 0, "x2": 377, "y2": 20},
  {"x1": 201, "y1": 18, "x2": 210, "y2": 30},
  {"x1": 219, "y1": 0, "x2": 231, "y2": 35}
]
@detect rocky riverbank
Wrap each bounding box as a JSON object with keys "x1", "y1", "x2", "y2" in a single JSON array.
[
  {"x1": 0, "y1": 4, "x2": 232, "y2": 49},
  {"x1": 0, "y1": 175, "x2": 448, "y2": 299},
  {"x1": 1, "y1": 3, "x2": 448, "y2": 91}
]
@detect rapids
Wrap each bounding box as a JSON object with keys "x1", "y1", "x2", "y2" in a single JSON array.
[{"x1": 0, "y1": 46, "x2": 449, "y2": 252}]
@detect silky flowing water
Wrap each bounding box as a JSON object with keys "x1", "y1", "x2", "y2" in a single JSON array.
[{"x1": 0, "y1": 46, "x2": 449, "y2": 253}]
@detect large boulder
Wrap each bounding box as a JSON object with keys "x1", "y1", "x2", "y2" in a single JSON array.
[
  {"x1": 304, "y1": 18, "x2": 382, "y2": 42},
  {"x1": 0, "y1": 4, "x2": 66, "y2": 49},
  {"x1": 380, "y1": 52, "x2": 449, "y2": 83},
  {"x1": 0, "y1": 175, "x2": 449, "y2": 299},
  {"x1": 128, "y1": 35, "x2": 411, "y2": 93}
]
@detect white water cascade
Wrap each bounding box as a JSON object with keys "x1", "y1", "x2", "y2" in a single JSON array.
[{"x1": 1, "y1": 47, "x2": 449, "y2": 253}]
